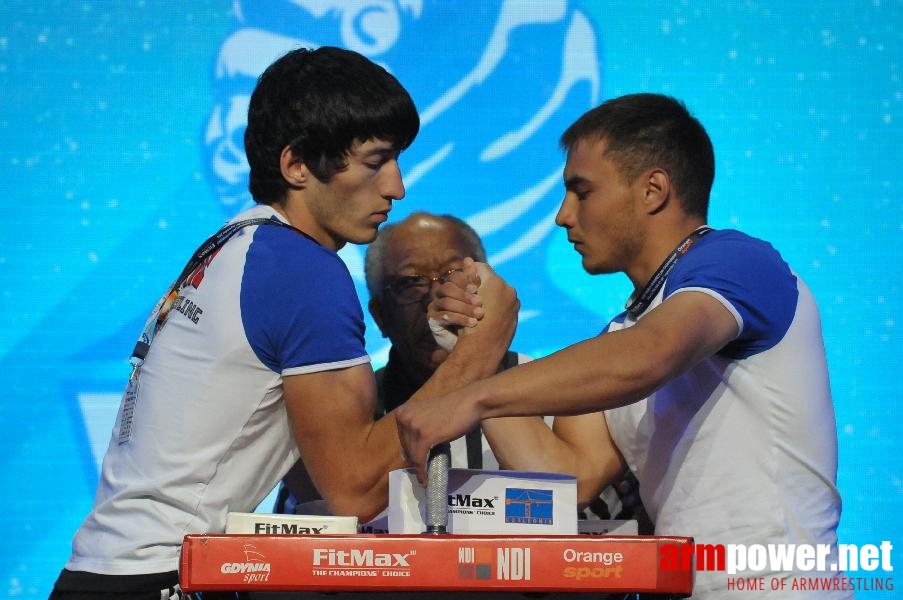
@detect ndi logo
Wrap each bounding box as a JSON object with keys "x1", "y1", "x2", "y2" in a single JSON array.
[
  {"x1": 504, "y1": 488, "x2": 553, "y2": 525},
  {"x1": 456, "y1": 546, "x2": 532, "y2": 581},
  {"x1": 498, "y1": 547, "x2": 532, "y2": 581}
]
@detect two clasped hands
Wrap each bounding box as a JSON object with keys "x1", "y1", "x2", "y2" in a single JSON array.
[{"x1": 396, "y1": 256, "x2": 519, "y2": 484}]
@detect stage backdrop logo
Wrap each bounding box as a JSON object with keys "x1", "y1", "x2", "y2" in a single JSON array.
[{"x1": 203, "y1": 0, "x2": 607, "y2": 361}]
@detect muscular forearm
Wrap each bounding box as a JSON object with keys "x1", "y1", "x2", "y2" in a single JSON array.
[
  {"x1": 417, "y1": 333, "x2": 508, "y2": 399},
  {"x1": 477, "y1": 294, "x2": 739, "y2": 421},
  {"x1": 470, "y1": 331, "x2": 662, "y2": 420},
  {"x1": 292, "y1": 413, "x2": 405, "y2": 521},
  {"x1": 411, "y1": 260, "x2": 519, "y2": 404},
  {"x1": 481, "y1": 416, "x2": 558, "y2": 471},
  {"x1": 397, "y1": 288, "x2": 740, "y2": 484},
  {"x1": 285, "y1": 364, "x2": 406, "y2": 521},
  {"x1": 313, "y1": 333, "x2": 510, "y2": 519},
  {"x1": 482, "y1": 413, "x2": 624, "y2": 509}
]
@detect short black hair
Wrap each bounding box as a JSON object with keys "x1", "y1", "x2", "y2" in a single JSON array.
[
  {"x1": 245, "y1": 46, "x2": 420, "y2": 204},
  {"x1": 561, "y1": 93, "x2": 714, "y2": 217}
]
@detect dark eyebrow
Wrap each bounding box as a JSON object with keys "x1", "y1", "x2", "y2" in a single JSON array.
[
  {"x1": 364, "y1": 147, "x2": 394, "y2": 156},
  {"x1": 362, "y1": 149, "x2": 400, "y2": 166},
  {"x1": 564, "y1": 175, "x2": 589, "y2": 190},
  {"x1": 361, "y1": 144, "x2": 399, "y2": 158}
]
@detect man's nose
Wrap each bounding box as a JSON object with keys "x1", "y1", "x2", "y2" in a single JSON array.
[
  {"x1": 555, "y1": 194, "x2": 575, "y2": 228},
  {"x1": 383, "y1": 159, "x2": 405, "y2": 200}
]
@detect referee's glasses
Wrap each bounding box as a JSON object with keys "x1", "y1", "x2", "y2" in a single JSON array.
[{"x1": 383, "y1": 267, "x2": 463, "y2": 304}]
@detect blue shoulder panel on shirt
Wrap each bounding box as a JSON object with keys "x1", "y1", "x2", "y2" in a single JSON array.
[
  {"x1": 239, "y1": 225, "x2": 366, "y2": 373},
  {"x1": 606, "y1": 311, "x2": 628, "y2": 331},
  {"x1": 664, "y1": 229, "x2": 798, "y2": 359}
]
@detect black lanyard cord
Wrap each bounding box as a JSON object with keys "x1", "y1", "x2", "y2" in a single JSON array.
[
  {"x1": 625, "y1": 226, "x2": 713, "y2": 319},
  {"x1": 130, "y1": 217, "x2": 309, "y2": 365}
]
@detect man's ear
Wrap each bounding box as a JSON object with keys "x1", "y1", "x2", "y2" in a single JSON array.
[
  {"x1": 280, "y1": 145, "x2": 307, "y2": 189},
  {"x1": 368, "y1": 297, "x2": 389, "y2": 338},
  {"x1": 643, "y1": 168, "x2": 672, "y2": 215}
]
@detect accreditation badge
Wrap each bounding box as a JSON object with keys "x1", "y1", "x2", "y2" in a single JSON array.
[{"x1": 117, "y1": 368, "x2": 140, "y2": 445}]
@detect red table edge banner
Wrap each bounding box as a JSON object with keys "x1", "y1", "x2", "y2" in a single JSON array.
[{"x1": 179, "y1": 533, "x2": 694, "y2": 595}]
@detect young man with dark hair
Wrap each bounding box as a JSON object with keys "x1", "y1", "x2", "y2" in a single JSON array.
[
  {"x1": 397, "y1": 93, "x2": 849, "y2": 598},
  {"x1": 51, "y1": 46, "x2": 518, "y2": 599}
]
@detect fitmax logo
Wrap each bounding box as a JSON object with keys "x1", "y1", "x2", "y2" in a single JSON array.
[
  {"x1": 312, "y1": 549, "x2": 413, "y2": 567},
  {"x1": 449, "y1": 494, "x2": 496, "y2": 508},
  {"x1": 254, "y1": 523, "x2": 325, "y2": 534}
]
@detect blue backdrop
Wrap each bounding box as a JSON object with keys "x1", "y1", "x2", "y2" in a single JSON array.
[{"x1": 1, "y1": 1, "x2": 900, "y2": 597}]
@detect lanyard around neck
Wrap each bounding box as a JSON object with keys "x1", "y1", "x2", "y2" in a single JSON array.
[
  {"x1": 130, "y1": 217, "x2": 303, "y2": 367},
  {"x1": 625, "y1": 226, "x2": 713, "y2": 319}
]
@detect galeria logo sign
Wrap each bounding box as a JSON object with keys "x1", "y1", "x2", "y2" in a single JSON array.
[{"x1": 504, "y1": 488, "x2": 553, "y2": 525}]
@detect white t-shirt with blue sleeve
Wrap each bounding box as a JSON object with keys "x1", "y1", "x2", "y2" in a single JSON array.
[
  {"x1": 605, "y1": 229, "x2": 849, "y2": 598},
  {"x1": 67, "y1": 204, "x2": 369, "y2": 575}
]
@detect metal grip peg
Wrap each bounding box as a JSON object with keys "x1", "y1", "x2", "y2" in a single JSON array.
[{"x1": 424, "y1": 442, "x2": 451, "y2": 534}]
